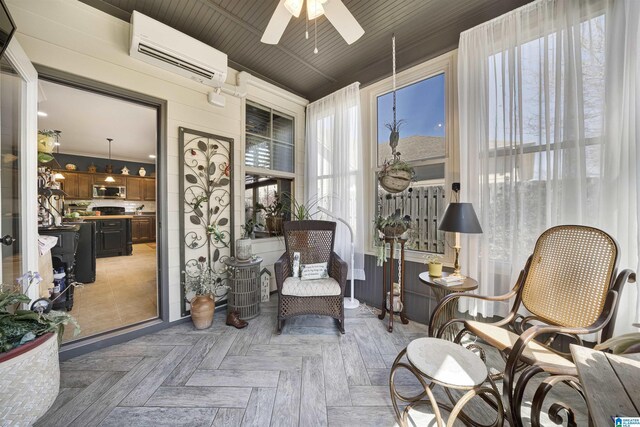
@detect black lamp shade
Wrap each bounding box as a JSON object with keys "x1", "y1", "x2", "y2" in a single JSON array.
[{"x1": 438, "y1": 203, "x2": 483, "y2": 234}]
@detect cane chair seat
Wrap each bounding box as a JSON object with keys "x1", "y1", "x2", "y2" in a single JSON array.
[{"x1": 465, "y1": 320, "x2": 575, "y2": 372}]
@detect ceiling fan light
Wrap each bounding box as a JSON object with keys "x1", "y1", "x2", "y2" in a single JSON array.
[
  {"x1": 307, "y1": 0, "x2": 325, "y2": 19},
  {"x1": 284, "y1": 0, "x2": 303, "y2": 17}
]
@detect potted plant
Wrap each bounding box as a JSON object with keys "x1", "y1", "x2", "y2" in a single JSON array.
[
  {"x1": 375, "y1": 209, "x2": 412, "y2": 238},
  {"x1": 424, "y1": 254, "x2": 444, "y2": 277},
  {"x1": 281, "y1": 193, "x2": 318, "y2": 221},
  {"x1": 378, "y1": 120, "x2": 415, "y2": 194},
  {"x1": 256, "y1": 192, "x2": 284, "y2": 235},
  {"x1": 0, "y1": 272, "x2": 80, "y2": 425},
  {"x1": 185, "y1": 257, "x2": 220, "y2": 329}
]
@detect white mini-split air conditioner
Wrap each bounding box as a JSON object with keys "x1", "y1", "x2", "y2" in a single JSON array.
[{"x1": 130, "y1": 11, "x2": 228, "y2": 87}]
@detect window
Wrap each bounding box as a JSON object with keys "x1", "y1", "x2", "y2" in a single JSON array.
[
  {"x1": 376, "y1": 72, "x2": 448, "y2": 254},
  {"x1": 245, "y1": 101, "x2": 294, "y2": 173},
  {"x1": 244, "y1": 101, "x2": 295, "y2": 238}
]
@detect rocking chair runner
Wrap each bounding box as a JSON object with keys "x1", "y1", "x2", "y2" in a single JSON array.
[
  {"x1": 429, "y1": 225, "x2": 636, "y2": 426},
  {"x1": 274, "y1": 220, "x2": 348, "y2": 333}
]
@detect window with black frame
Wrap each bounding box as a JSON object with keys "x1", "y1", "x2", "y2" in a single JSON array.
[{"x1": 245, "y1": 101, "x2": 294, "y2": 238}]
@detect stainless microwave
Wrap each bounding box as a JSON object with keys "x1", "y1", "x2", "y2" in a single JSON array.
[{"x1": 92, "y1": 185, "x2": 126, "y2": 199}]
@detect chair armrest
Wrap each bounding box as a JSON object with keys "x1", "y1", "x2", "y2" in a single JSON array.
[
  {"x1": 429, "y1": 289, "x2": 520, "y2": 338},
  {"x1": 504, "y1": 289, "x2": 619, "y2": 400},
  {"x1": 601, "y1": 268, "x2": 636, "y2": 341},
  {"x1": 330, "y1": 252, "x2": 348, "y2": 294},
  {"x1": 274, "y1": 253, "x2": 290, "y2": 293}
]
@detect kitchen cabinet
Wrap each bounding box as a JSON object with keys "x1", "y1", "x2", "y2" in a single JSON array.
[
  {"x1": 132, "y1": 215, "x2": 155, "y2": 243},
  {"x1": 77, "y1": 174, "x2": 93, "y2": 199},
  {"x1": 126, "y1": 177, "x2": 144, "y2": 201},
  {"x1": 87, "y1": 218, "x2": 132, "y2": 258},
  {"x1": 55, "y1": 171, "x2": 154, "y2": 201},
  {"x1": 61, "y1": 172, "x2": 79, "y2": 199},
  {"x1": 143, "y1": 178, "x2": 155, "y2": 201}
]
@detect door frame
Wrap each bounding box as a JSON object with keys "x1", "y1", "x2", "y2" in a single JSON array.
[
  {"x1": 34, "y1": 66, "x2": 171, "y2": 360},
  {"x1": 3, "y1": 39, "x2": 38, "y2": 299}
]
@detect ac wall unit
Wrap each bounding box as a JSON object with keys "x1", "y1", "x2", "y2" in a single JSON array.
[{"x1": 130, "y1": 11, "x2": 228, "y2": 87}]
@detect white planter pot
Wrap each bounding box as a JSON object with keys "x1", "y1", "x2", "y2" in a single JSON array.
[
  {"x1": 0, "y1": 333, "x2": 60, "y2": 426},
  {"x1": 235, "y1": 237, "x2": 252, "y2": 261}
]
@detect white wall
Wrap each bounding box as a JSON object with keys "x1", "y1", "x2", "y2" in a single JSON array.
[{"x1": 8, "y1": 0, "x2": 307, "y2": 321}]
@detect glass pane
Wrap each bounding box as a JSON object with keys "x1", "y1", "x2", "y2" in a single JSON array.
[
  {"x1": 273, "y1": 113, "x2": 293, "y2": 144},
  {"x1": 377, "y1": 163, "x2": 445, "y2": 254},
  {"x1": 0, "y1": 57, "x2": 23, "y2": 284},
  {"x1": 272, "y1": 140, "x2": 294, "y2": 173},
  {"x1": 245, "y1": 134, "x2": 271, "y2": 169},
  {"x1": 245, "y1": 174, "x2": 293, "y2": 238},
  {"x1": 377, "y1": 73, "x2": 446, "y2": 165},
  {"x1": 246, "y1": 102, "x2": 271, "y2": 137}
]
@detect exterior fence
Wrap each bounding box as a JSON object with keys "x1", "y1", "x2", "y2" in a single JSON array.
[{"x1": 378, "y1": 184, "x2": 446, "y2": 253}]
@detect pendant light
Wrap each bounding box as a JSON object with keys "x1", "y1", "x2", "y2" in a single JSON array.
[{"x1": 105, "y1": 138, "x2": 115, "y2": 183}]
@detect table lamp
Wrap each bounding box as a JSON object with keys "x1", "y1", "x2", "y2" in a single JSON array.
[{"x1": 438, "y1": 186, "x2": 482, "y2": 277}]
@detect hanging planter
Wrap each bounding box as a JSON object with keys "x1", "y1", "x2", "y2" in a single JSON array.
[{"x1": 378, "y1": 35, "x2": 414, "y2": 194}]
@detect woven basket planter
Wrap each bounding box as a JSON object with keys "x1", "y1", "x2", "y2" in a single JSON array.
[
  {"x1": 0, "y1": 332, "x2": 60, "y2": 426},
  {"x1": 381, "y1": 225, "x2": 408, "y2": 238},
  {"x1": 379, "y1": 169, "x2": 412, "y2": 193}
]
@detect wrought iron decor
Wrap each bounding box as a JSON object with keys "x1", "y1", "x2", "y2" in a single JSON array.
[{"x1": 179, "y1": 128, "x2": 234, "y2": 317}]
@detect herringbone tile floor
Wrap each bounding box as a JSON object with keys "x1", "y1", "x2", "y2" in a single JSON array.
[{"x1": 38, "y1": 298, "x2": 587, "y2": 426}]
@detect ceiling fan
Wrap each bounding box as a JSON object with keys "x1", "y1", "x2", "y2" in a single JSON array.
[{"x1": 261, "y1": 0, "x2": 364, "y2": 47}]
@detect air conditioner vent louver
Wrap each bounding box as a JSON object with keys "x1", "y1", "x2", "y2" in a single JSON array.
[
  {"x1": 137, "y1": 43, "x2": 215, "y2": 80},
  {"x1": 130, "y1": 11, "x2": 227, "y2": 87}
]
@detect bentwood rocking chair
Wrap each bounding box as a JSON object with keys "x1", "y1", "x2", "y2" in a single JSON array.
[
  {"x1": 429, "y1": 225, "x2": 636, "y2": 426},
  {"x1": 274, "y1": 220, "x2": 348, "y2": 334}
]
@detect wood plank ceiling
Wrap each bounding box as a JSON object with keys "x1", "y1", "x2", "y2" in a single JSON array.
[{"x1": 81, "y1": 0, "x2": 532, "y2": 101}]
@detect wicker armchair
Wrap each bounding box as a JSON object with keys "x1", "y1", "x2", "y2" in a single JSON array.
[
  {"x1": 274, "y1": 220, "x2": 348, "y2": 334},
  {"x1": 429, "y1": 225, "x2": 636, "y2": 425}
]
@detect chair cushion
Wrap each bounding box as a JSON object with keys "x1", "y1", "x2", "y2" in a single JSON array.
[
  {"x1": 464, "y1": 320, "x2": 576, "y2": 372},
  {"x1": 282, "y1": 277, "x2": 341, "y2": 297}
]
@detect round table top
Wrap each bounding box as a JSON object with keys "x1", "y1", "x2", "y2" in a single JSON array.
[
  {"x1": 406, "y1": 338, "x2": 488, "y2": 388},
  {"x1": 418, "y1": 271, "x2": 478, "y2": 292},
  {"x1": 224, "y1": 256, "x2": 263, "y2": 267}
]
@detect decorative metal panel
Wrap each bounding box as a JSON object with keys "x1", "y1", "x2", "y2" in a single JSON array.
[{"x1": 179, "y1": 127, "x2": 234, "y2": 317}]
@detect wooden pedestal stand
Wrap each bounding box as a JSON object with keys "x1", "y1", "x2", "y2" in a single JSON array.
[{"x1": 378, "y1": 236, "x2": 409, "y2": 332}]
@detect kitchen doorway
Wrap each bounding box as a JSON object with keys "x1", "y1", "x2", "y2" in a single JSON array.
[{"x1": 37, "y1": 77, "x2": 161, "y2": 343}]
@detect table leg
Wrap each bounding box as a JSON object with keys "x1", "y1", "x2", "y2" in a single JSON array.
[
  {"x1": 378, "y1": 255, "x2": 387, "y2": 321},
  {"x1": 399, "y1": 242, "x2": 408, "y2": 325},
  {"x1": 388, "y1": 246, "x2": 395, "y2": 333},
  {"x1": 430, "y1": 289, "x2": 461, "y2": 341}
]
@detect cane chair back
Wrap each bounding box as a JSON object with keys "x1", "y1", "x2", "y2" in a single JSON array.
[
  {"x1": 283, "y1": 220, "x2": 336, "y2": 273},
  {"x1": 521, "y1": 225, "x2": 619, "y2": 328}
]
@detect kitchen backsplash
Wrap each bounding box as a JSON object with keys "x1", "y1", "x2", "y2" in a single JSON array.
[{"x1": 70, "y1": 199, "x2": 156, "y2": 213}]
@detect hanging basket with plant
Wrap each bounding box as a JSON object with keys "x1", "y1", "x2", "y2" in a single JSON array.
[
  {"x1": 377, "y1": 35, "x2": 414, "y2": 194},
  {"x1": 375, "y1": 209, "x2": 412, "y2": 238}
]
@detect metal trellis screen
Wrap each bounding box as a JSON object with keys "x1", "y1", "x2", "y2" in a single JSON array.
[{"x1": 378, "y1": 184, "x2": 446, "y2": 253}]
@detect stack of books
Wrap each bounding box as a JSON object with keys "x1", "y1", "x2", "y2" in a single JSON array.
[{"x1": 434, "y1": 276, "x2": 464, "y2": 286}]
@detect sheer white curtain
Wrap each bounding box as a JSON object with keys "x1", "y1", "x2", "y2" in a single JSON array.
[
  {"x1": 306, "y1": 82, "x2": 366, "y2": 280},
  {"x1": 458, "y1": 0, "x2": 640, "y2": 334}
]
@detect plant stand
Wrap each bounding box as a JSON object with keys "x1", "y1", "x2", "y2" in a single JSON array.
[
  {"x1": 225, "y1": 257, "x2": 262, "y2": 320},
  {"x1": 378, "y1": 236, "x2": 408, "y2": 332}
]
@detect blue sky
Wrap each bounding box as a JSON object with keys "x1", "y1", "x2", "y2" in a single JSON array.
[{"x1": 377, "y1": 73, "x2": 445, "y2": 144}]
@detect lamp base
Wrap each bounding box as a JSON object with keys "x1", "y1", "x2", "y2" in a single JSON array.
[{"x1": 344, "y1": 297, "x2": 360, "y2": 309}]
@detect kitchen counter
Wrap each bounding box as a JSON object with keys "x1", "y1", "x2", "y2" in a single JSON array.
[{"x1": 81, "y1": 215, "x2": 134, "y2": 220}]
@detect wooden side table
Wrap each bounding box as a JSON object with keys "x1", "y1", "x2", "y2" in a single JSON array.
[
  {"x1": 418, "y1": 271, "x2": 478, "y2": 340},
  {"x1": 390, "y1": 337, "x2": 503, "y2": 427},
  {"x1": 224, "y1": 256, "x2": 262, "y2": 320},
  {"x1": 378, "y1": 237, "x2": 409, "y2": 332}
]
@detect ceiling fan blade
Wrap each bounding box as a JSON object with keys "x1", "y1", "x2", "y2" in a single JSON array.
[
  {"x1": 261, "y1": 0, "x2": 292, "y2": 44},
  {"x1": 323, "y1": 0, "x2": 364, "y2": 45}
]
